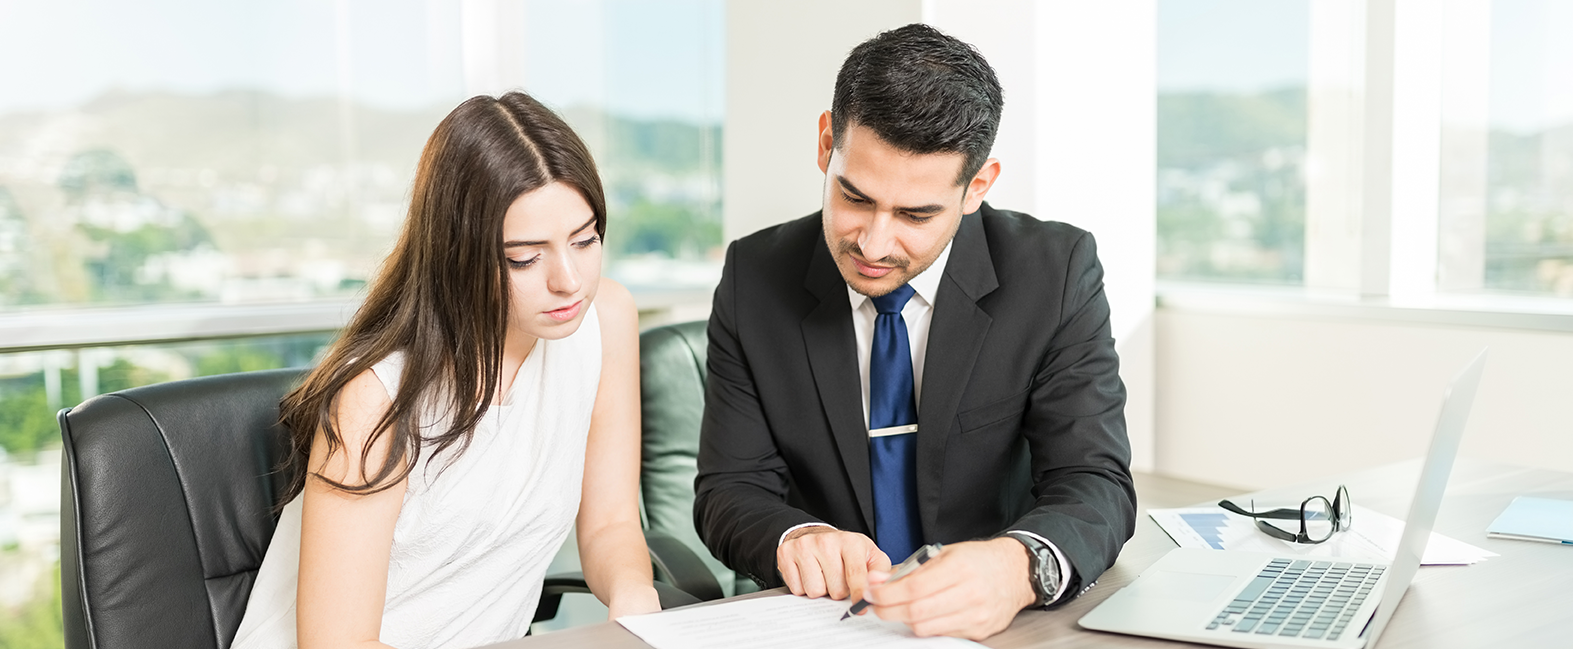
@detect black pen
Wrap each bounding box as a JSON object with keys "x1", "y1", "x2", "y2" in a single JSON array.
[{"x1": 840, "y1": 543, "x2": 944, "y2": 620}]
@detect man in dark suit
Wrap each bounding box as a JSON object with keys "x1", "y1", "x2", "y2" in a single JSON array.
[{"x1": 694, "y1": 24, "x2": 1136, "y2": 640}]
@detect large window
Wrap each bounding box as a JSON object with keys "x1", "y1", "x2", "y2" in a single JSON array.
[
  {"x1": 1159, "y1": 0, "x2": 1573, "y2": 303},
  {"x1": 0, "y1": 0, "x2": 724, "y2": 312},
  {"x1": 0, "y1": 0, "x2": 723, "y2": 640},
  {"x1": 0, "y1": 1, "x2": 458, "y2": 639},
  {"x1": 1474, "y1": 0, "x2": 1573, "y2": 296},
  {"x1": 0, "y1": 0, "x2": 464, "y2": 310},
  {"x1": 1155, "y1": 0, "x2": 1309, "y2": 285},
  {"x1": 519, "y1": 0, "x2": 725, "y2": 291}
]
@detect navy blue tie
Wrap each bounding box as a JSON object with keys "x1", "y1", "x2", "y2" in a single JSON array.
[{"x1": 869, "y1": 284, "x2": 921, "y2": 562}]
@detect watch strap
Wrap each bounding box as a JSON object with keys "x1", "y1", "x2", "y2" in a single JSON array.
[{"x1": 1003, "y1": 531, "x2": 1060, "y2": 607}]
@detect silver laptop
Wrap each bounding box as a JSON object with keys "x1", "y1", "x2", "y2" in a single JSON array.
[{"x1": 1079, "y1": 349, "x2": 1487, "y2": 649}]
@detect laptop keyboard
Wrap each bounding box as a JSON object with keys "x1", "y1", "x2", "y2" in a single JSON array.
[{"x1": 1206, "y1": 559, "x2": 1385, "y2": 641}]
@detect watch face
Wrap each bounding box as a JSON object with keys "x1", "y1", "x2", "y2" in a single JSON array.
[
  {"x1": 1036, "y1": 551, "x2": 1059, "y2": 597},
  {"x1": 1009, "y1": 533, "x2": 1056, "y2": 605}
]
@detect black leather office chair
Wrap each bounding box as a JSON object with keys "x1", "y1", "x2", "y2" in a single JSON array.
[
  {"x1": 59, "y1": 364, "x2": 718, "y2": 649},
  {"x1": 59, "y1": 368, "x2": 302, "y2": 649},
  {"x1": 634, "y1": 321, "x2": 754, "y2": 596}
]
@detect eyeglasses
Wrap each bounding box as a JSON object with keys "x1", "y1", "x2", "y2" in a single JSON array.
[{"x1": 1218, "y1": 485, "x2": 1352, "y2": 545}]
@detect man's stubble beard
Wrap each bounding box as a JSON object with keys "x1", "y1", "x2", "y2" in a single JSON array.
[
  {"x1": 835, "y1": 239, "x2": 911, "y2": 298},
  {"x1": 828, "y1": 219, "x2": 960, "y2": 298}
]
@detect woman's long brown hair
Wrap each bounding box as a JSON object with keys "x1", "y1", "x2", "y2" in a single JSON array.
[{"x1": 277, "y1": 92, "x2": 606, "y2": 501}]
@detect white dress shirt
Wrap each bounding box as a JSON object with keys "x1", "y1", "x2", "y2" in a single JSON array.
[
  {"x1": 847, "y1": 241, "x2": 951, "y2": 426},
  {"x1": 778, "y1": 240, "x2": 1071, "y2": 603}
]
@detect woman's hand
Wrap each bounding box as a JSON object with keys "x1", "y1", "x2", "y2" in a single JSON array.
[{"x1": 606, "y1": 584, "x2": 663, "y2": 620}]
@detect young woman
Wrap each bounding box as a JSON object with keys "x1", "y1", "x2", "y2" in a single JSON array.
[{"x1": 232, "y1": 92, "x2": 661, "y2": 649}]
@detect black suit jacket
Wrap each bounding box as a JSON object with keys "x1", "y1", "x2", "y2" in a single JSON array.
[{"x1": 694, "y1": 203, "x2": 1136, "y2": 600}]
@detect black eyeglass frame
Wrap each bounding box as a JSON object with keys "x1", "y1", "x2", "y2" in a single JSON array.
[{"x1": 1218, "y1": 485, "x2": 1352, "y2": 545}]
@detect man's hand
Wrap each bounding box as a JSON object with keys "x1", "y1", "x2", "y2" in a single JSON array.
[
  {"x1": 777, "y1": 526, "x2": 891, "y2": 602},
  {"x1": 863, "y1": 538, "x2": 1036, "y2": 640}
]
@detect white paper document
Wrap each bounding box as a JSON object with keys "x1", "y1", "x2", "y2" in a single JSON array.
[
  {"x1": 1148, "y1": 504, "x2": 1497, "y2": 565},
  {"x1": 616, "y1": 594, "x2": 982, "y2": 649}
]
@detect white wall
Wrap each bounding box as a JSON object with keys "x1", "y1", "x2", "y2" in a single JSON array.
[
  {"x1": 722, "y1": 0, "x2": 922, "y2": 242},
  {"x1": 1029, "y1": 2, "x2": 1157, "y2": 472},
  {"x1": 1156, "y1": 306, "x2": 1573, "y2": 490}
]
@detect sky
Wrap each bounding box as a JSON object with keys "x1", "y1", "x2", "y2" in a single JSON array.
[
  {"x1": 1488, "y1": 0, "x2": 1573, "y2": 133},
  {"x1": 1155, "y1": 0, "x2": 1570, "y2": 133},
  {"x1": 1157, "y1": 0, "x2": 1310, "y2": 93},
  {"x1": 520, "y1": 0, "x2": 723, "y2": 123},
  {"x1": 0, "y1": 0, "x2": 725, "y2": 123},
  {"x1": 0, "y1": 0, "x2": 1561, "y2": 131}
]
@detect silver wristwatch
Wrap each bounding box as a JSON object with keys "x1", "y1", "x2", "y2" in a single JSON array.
[{"x1": 1004, "y1": 531, "x2": 1061, "y2": 607}]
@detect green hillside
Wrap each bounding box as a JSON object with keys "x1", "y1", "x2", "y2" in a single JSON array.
[{"x1": 1158, "y1": 87, "x2": 1306, "y2": 169}]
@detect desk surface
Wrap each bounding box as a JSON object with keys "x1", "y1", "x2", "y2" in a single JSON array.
[{"x1": 489, "y1": 459, "x2": 1573, "y2": 648}]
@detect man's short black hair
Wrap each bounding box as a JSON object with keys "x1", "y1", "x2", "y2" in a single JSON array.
[{"x1": 831, "y1": 23, "x2": 1003, "y2": 186}]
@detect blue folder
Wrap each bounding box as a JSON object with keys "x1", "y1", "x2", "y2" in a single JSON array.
[{"x1": 1486, "y1": 496, "x2": 1573, "y2": 545}]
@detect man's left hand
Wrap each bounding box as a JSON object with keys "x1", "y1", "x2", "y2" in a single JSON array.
[{"x1": 862, "y1": 538, "x2": 1037, "y2": 640}]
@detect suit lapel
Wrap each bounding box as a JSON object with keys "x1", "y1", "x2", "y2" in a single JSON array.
[
  {"x1": 801, "y1": 234, "x2": 876, "y2": 532},
  {"x1": 916, "y1": 210, "x2": 998, "y2": 539}
]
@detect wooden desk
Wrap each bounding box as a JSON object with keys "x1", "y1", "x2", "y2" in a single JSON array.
[{"x1": 488, "y1": 459, "x2": 1573, "y2": 648}]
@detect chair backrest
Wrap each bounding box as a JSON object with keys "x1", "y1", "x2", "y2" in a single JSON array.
[
  {"x1": 637, "y1": 321, "x2": 746, "y2": 594},
  {"x1": 59, "y1": 368, "x2": 306, "y2": 649}
]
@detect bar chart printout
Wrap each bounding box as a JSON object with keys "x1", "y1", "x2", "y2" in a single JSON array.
[
  {"x1": 1178, "y1": 512, "x2": 1230, "y2": 549},
  {"x1": 1148, "y1": 506, "x2": 1495, "y2": 564}
]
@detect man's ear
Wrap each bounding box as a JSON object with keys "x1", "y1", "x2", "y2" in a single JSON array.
[
  {"x1": 961, "y1": 158, "x2": 1001, "y2": 214},
  {"x1": 817, "y1": 111, "x2": 834, "y2": 174}
]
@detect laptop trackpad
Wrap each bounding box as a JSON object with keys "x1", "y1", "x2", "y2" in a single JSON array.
[{"x1": 1126, "y1": 571, "x2": 1237, "y2": 600}]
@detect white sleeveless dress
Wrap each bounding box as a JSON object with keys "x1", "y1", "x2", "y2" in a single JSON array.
[{"x1": 232, "y1": 304, "x2": 601, "y2": 649}]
